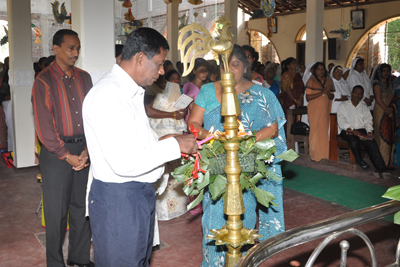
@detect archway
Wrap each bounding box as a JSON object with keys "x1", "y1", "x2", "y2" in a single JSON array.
[
  {"x1": 249, "y1": 30, "x2": 280, "y2": 64},
  {"x1": 295, "y1": 25, "x2": 328, "y2": 65},
  {"x1": 346, "y1": 16, "x2": 400, "y2": 74}
]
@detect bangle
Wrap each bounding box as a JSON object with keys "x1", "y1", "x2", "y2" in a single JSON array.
[
  {"x1": 173, "y1": 112, "x2": 176, "y2": 119},
  {"x1": 199, "y1": 129, "x2": 203, "y2": 137}
]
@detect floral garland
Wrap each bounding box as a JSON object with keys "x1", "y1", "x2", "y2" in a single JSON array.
[{"x1": 172, "y1": 132, "x2": 298, "y2": 210}]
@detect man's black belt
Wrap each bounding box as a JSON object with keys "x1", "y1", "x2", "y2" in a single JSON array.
[{"x1": 61, "y1": 135, "x2": 85, "y2": 143}]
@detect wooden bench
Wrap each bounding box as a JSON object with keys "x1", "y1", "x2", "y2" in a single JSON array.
[
  {"x1": 287, "y1": 108, "x2": 309, "y2": 159},
  {"x1": 329, "y1": 114, "x2": 356, "y2": 164}
]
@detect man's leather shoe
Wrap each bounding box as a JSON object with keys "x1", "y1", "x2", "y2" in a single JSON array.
[
  {"x1": 358, "y1": 160, "x2": 370, "y2": 171},
  {"x1": 67, "y1": 259, "x2": 94, "y2": 267}
]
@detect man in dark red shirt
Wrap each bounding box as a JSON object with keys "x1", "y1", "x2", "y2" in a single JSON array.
[{"x1": 32, "y1": 29, "x2": 93, "y2": 267}]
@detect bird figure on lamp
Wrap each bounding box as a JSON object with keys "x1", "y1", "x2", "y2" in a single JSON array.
[
  {"x1": 329, "y1": 21, "x2": 353, "y2": 41},
  {"x1": 51, "y1": 0, "x2": 71, "y2": 24},
  {"x1": 178, "y1": 16, "x2": 234, "y2": 76},
  {"x1": 261, "y1": 0, "x2": 275, "y2": 18}
]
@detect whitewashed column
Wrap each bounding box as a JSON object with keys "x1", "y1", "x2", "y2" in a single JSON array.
[
  {"x1": 164, "y1": 0, "x2": 182, "y2": 64},
  {"x1": 225, "y1": 0, "x2": 238, "y2": 44},
  {"x1": 305, "y1": 0, "x2": 324, "y2": 65},
  {"x1": 7, "y1": 0, "x2": 35, "y2": 167},
  {"x1": 71, "y1": 0, "x2": 115, "y2": 84}
]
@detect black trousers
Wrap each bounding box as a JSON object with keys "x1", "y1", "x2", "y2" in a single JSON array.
[
  {"x1": 340, "y1": 129, "x2": 386, "y2": 172},
  {"x1": 89, "y1": 178, "x2": 156, "y2": 267},
  {"x1": 40, "y1": 141, "x2": 91, "y2": 267}
]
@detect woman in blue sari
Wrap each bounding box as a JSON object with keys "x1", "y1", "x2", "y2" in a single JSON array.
[{"x1": 187, "y1": 45, "x2": 287, "y2": 267}]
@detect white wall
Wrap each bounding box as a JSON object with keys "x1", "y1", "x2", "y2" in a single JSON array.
[{"x1": 247, "y1": 1, "x2": 400, "y2": 67}]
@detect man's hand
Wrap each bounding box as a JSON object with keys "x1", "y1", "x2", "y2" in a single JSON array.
[
  {"x1": 66, "y1": 149, "x2": 89, "y2": 171},
  {"x1": 174, "y1": 134, "x2": 200, "y2": 155},
  {"x1": 385, "y1": 107, "x2": 393, "y2": 115},
  {"x1": 367, "y1": 132, "x2": 374, "y2": 140},
  {"x1": 364, "y1": 97, "x2": 373, "y2": 106}
]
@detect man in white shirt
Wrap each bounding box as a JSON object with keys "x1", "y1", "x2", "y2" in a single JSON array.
[
  {"x1": 337, "y1": 85, "x2": 389, "y2": 178},
  {"x1": 347, "y1": 57, "x2": 375, "y2": 110},
  {"x1": 83, "y1": 28, "x2": 198, "y2": 266}
]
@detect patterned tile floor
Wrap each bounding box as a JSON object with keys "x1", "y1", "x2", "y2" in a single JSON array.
[{"x1": 0, "y1": 157, "x2": 399, "y2": 267}]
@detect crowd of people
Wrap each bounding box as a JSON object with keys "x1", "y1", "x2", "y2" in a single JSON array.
[{"x1": 20, "y1": 26, "x2": 399, "y2": 267}]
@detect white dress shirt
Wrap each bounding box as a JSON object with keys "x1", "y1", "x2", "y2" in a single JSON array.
[
  {"x1": 347, "y1": 70, "x2": 375, "y2": 110},
  {"x1": 337, "y1": 99, "x2": 373, "y2": 133},
  {"x1": 83, "y1": 64, "x2": 181, "y2": 183}
]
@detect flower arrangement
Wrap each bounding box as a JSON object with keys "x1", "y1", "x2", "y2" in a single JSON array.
[{"x1": 172, "y1": 131, "x2": 298, "y2": 210}]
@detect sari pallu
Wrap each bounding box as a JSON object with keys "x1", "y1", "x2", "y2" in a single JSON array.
[
  {"x1": 195, "y1": 83, "x2": 286, "y2": 267},
  {"x1": 306, "y1": 77, "x2": 333, "y2": 162},
  {"x1": 148, "y1": 81, "x2": 188, "y2": 222}
]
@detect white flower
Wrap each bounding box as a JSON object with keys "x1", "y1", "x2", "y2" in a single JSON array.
[
  {"x1": 265, "y1": 154, "x2": 274, "y2": 164},
  {"x1": 240, "y1": 91, "x2": 254, "y2": 104}
]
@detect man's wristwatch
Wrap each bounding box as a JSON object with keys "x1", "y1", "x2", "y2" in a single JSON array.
[{"x1": 63, "y1": 155, "x2": 69, "y2": 161}]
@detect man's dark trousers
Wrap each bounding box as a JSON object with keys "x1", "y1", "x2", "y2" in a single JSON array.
[
  {"x1": 40, "y1": 140, "x2": 91, "y2": 267},
  {"x1": 89, "y1": 178, "x2": 156, "y2": 267},
  {"x1": 340, "y1": 129, "x2": 386, "y2": 172}
]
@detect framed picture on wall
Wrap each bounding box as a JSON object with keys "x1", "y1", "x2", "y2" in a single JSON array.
[
  {"x1": 270, "y1": 17, "x2": 277, "y2": 33},
  {"x1": 351, "y1": 9, "x2": 365, "y2": 29}
]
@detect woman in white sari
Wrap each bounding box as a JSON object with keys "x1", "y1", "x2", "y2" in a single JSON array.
[
  {"x1": 347, "y1": 57, "x2": 375, "y2": 110},
  {"x1": 144, "y1": 78, "x2": 188, "y2": 222},
  {"x1": 330, "y1": 65, "x2": 351, "y2": 113}
]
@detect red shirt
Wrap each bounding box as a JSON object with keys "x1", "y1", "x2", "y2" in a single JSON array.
[{"x1": 32, "y1": 61, "x2": 92, "y2": 159}]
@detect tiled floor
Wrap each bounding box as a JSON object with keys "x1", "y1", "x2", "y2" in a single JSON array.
[{"x1": 0, "y1": 156, "x2": 399, "y2": 267}]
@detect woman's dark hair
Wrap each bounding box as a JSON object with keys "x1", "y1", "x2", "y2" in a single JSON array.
[
  {"x1": 281, "y1": 57, "x2": 296, "y2": 75},
  {"x1": 44, "y1": 56, "x2": 55, "y2": 68},
  {"x1": 219, "y1": 44, "x2": 251, "y2": 80},
  {"x1": 188, "y1": 58, "x2": 209, "y2": 81},
  {"x1": 38, "y1": 57, "x2": 47, "y2": 66},
  {"x1": 311, "y1": 62, "x2": 327, "y2": 87},
  {"x1": 242, "y1": 45, "x2": 258, "y2": 71},
  {"x1": 53, "y1": 29, "x2": 78, "y2": 47},
  {"x1": 207, "y1": 59, "x2": 221, "y2": 82},
  {"x1": 121, "y1": 27, "x2": 169, "y2": 61},
  {"x1": 372, "y1": 63, "x2": 392, "y2": 82},
  {"x1": 165, "y1": 69, "x2": 180, "y2": 82}
]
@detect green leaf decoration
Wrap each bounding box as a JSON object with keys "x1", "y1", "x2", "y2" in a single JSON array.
[
  {"x1": 240, "y1": 141, "x2": 246, "y2": 153},
  {"x1": 213, "y1": 140, "x2": 222, "y2": 151},
  {"x1": 183, "y1": 183, "x2": 194, "y2": 196},
  {"x1": 276, "y1": 149, "x2": 299, "y2": 162},
  {"x1": 174, "y1": 162, "x2": 192, "y2": 175},
  {"x1": 242, "y1": 146, "x2": 256, "y2": 157},
  {"x1": 171, "y1": 173, "x2": 186, "y2": 183},
  {"x1": 254, "y1": 139, "x2": 275, "y2": 150},
  {"x1": 382, "y1": 185, "x2": 400, "y2": 201},
  {"x1": 257, "y1": 160, "x2": 268, "y2": 173},
  {"x1": 257, "y1": 151, "x2": 267, "y2": 160},
  {"x1": 199, "y1": 149, "x2": 209, "y2": 164},
  {"x1": 187, "y1": 190, "x2": 204, "y2": 210},
  {"x1": 209, "y1": 175, "x2": 227, "y2": 200},
  {"x1": 196, "y1": 172, "x2": 204, "y2": 184},
  {"x1": 197, "y1": 171, "x2": 210, "y2": 190},
  {"x1": 189, "y1": 188, "x2": 200, "y2": 196},
  {"x1": 394, "y1": 211, "x2": 400, "y2": 225},
  {"x1": 240, "y1": 173, "x2": 249, "y2": 190},
  {"x1": 253, "y1": 187, "x2": 277, "y2": 208},
  {"x1": 249, "y1": 173, "x2": 264, "y2": 185}
]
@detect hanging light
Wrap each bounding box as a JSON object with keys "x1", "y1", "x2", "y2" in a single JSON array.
[{"x1": 203, "y1": 9, "x2": 207, "y2": 17}]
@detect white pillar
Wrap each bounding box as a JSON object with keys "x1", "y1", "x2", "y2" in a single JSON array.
[
  {"x1": 225, "y1": 0, "x2": 238, "y2": 44},
  {"x1": 39, "y1": 15, "x2": 50, "y2": 57},
  {"x1": 71, "y1": 0, "x2": 115, "y2": 84},
  {"x1": 164, "y1": 0, "x2": 182, "y2": 64},
  {"x1": 305, "y1": 0, "x2": 324, "y2": 65},
  {"x1": 7, "y1": 0, "x2": 36, "y2": 167}
]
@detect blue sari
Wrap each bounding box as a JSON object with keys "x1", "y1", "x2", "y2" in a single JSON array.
[{"x1": 195, "y1": 82, "x2": 287, "y2": 267}]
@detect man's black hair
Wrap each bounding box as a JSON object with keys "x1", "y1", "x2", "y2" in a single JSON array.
[
  {"x1": 115, "y1": 44, "x2": 124, "y2": 58},
  {"x1": 352, "y1": 85, "x2": 364, "y2": 94},
  {"x1": 121, "y1": 27, "x2": 169, "y2": 61},
  {"x1": 53, "y1": 29, "x2": 78, "y2": 47}
]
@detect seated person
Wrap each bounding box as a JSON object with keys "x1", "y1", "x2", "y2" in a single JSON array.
[{"x1": 337, "y1": 85, "x2": 391, "y2": 179}]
